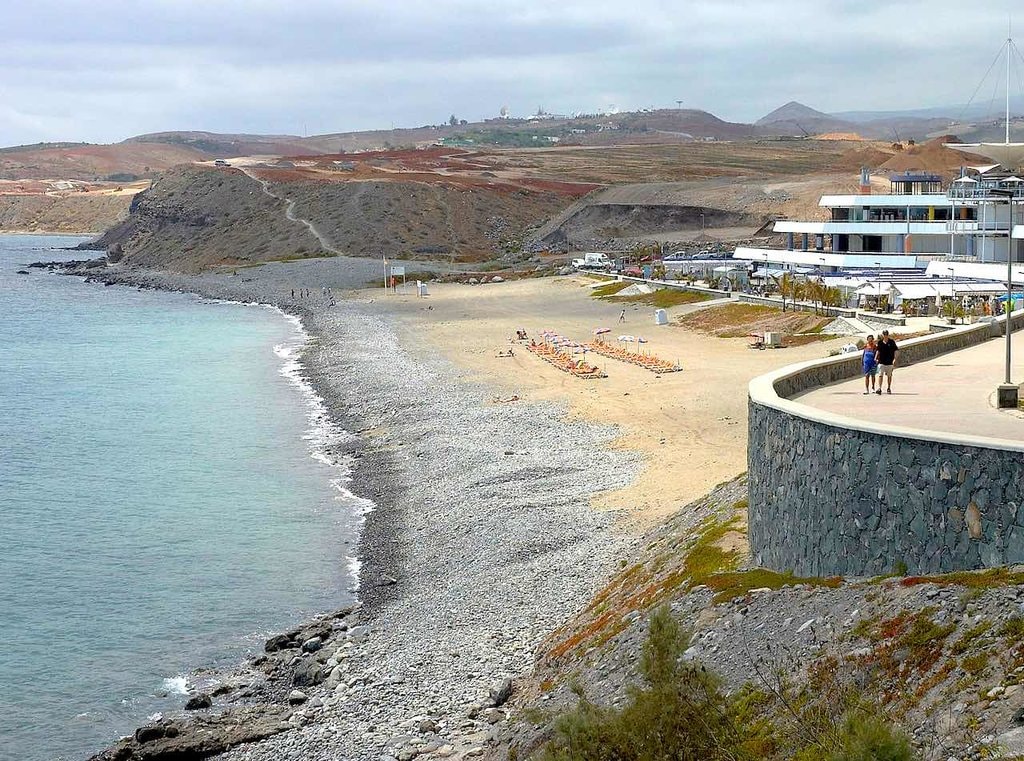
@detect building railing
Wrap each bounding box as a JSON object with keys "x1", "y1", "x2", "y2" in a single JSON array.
[
  {"x1": 945, "y1": 221, "x2": 1010, "y2": 233},
  {"x1": 947, "y1": 187, "x2": 1024, "y2": 200}
]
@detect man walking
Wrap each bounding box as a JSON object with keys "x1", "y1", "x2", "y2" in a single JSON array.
[
  {"x1": 875, "y1": 330, "x2": 899, "y2": 395},
  {"x1": 618, "y1": 308, "x2": 626, "y2": 323}
]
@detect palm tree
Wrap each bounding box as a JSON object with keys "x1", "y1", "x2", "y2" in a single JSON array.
[{"x1": 777, "y1": 272, "x2": 795, "y2": 312}]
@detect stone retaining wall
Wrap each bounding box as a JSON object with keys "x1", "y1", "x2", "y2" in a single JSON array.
[
  {"x1": 748, "y1": 404, "x2": 1024, "y2": 575},
  {"x1": 748, "y1": 309, "x2": 1024, "y2": 576}
]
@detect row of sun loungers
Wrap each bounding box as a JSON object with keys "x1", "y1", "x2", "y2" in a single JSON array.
[
  {"x1": 526, "y1": 339, "x2": 607, "y2": 379},
  {"x1": 585, "y1": 341, "x2": 681, "y2": 374}
]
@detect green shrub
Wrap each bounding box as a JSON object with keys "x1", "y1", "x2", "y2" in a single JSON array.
[
  {"x1": 540, "y1": 606, "x2": 742, "y2": 760},
  {"x1": 825, "y1": 713, "x2": 915, "y2": 761},
  {"x1": 538, "y1": 607, "x2": 918, "y2": 761}
]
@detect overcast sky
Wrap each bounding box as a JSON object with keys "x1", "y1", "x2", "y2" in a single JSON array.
[{"x1": 1, "y1": 0, "x2": 1021, "y2": 145}]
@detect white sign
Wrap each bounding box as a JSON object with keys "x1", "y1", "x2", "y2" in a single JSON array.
[{"x1": 390, "y1": 265, "x2": 406, "y2": 276}]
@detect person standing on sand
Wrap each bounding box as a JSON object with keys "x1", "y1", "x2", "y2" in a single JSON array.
[
  {"x1": 618, "y1": 308, "x2": 626, "y2": 323},
  {"x1": 875, "y1": 330, "x2": 899, "y2": 395},
  {"x1": 861, "y1": 335, "x2": 878, "y2": 395}
]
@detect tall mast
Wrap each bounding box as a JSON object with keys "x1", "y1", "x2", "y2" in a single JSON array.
[{"x1": 1008, "y1": 17, "x2": 1012, "y2": 145}]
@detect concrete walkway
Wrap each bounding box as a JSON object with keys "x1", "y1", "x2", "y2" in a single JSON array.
[{"x1": 793, "y1": 335, "x2": 1024, "y2": 440}]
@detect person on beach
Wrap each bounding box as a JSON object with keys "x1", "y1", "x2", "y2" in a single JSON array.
[
  {"x1": 618, "y1": 308, "x2": 626, "y2": 323},
  {"x1": 861, "y1": 335, "x2": 878, "y2": 395},
  {"x1": 875, "y1": 330, "x2": 899, "y2": 395}
]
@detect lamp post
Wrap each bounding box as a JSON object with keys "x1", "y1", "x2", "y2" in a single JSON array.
[
  {"x1": 947, "y1": 267, "x2": 955, "y2": 321},
  {"x1": 991, "y1": 189, "x2": 1017, "y2": 407},
  {"x1": 874, "y1": 260, "x2": 881, "y2": 313}
]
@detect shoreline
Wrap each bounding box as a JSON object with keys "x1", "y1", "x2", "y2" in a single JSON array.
[
  {"x1": 54, "y1": 260, "x2": 641, "y2": 761},
  {"x1": 0, "y1": 228, "x2": 102, "y2": 236}
]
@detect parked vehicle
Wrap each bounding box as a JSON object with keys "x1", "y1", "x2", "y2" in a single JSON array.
[{"x1": 571, "y1": 252, "x2": 613, "y2": 270}]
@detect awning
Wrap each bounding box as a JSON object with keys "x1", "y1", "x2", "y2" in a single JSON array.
[
  {"x1": 892, "y1": 284, "x2": 938, "y2": 300},
  {"x1": 951, "y1": 176, "x2": 978, "y2": 183},
  {"x1": 856, "y1": 282, "x2": 893, "y2": 296}
]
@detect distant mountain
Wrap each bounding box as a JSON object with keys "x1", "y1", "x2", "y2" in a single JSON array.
[
  {"x1": 124, "y1": 131, "x2": 315, "y2": 158},
  {"x1": 755, "y1": 101, "x2": 834, "y2": 126},
  {"x1": 834, "y1": 95, "x2": 1024, "y2": 123}
]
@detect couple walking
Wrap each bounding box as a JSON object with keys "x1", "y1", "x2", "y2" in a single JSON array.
[{"x1": 862, "y1": 330, "x2": 899, "y2": 395}]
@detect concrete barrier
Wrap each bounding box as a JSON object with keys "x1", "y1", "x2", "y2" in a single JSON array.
[{"x1": 748, "y1": 309, "x2": 1024, "y2": 576}]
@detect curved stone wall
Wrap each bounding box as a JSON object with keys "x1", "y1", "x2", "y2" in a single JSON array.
[{"x1": 748, "y1": 312, "x2": 1024, "y2": 576}]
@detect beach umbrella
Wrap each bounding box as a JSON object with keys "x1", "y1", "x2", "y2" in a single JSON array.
[
  {"x1": 617, "y1": 335, "x2": 635, "y2": 342},
  {"x1": 593, "y1": 327, "x2": 611, "y2": 335},
  {"x1": 635, "y1": 336, "x2": 647, "y2": 352}
]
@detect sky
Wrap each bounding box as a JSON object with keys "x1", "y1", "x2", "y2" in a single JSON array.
[{"x1": 1, "y1": 0, "x2": 1022, "y2": 146}]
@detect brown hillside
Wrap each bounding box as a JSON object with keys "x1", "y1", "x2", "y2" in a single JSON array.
[
  {"x1": 830, "y1": 143, "x2": 897, "y2": 171},
  {"x1": 91, "y1": 165, "x2": 325, "y2": 272},
  {"x1": 91, "y1": 155, "x2": 584, "y2": 270},
  {"x1": 0, "y1": 143, "x2": 206, "y2": 181},
  {"x1": 0, "y1": 192, "x2": 132, "y2": 233},
  {"x1": 879, "y1": 135, "x2": 983, "y2": 174}
]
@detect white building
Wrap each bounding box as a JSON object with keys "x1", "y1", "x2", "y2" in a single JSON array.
[{"x1": 737, "y1": 165, "x2": 1024, "y2": 275}]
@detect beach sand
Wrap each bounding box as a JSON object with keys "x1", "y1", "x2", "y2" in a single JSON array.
[{"x1": 371, "y1": 275, "x2": 846, "y2": 525}]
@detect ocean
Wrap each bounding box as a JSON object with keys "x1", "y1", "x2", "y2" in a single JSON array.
[{"x1": 0, "y1": 236, "x2": 364, "y2": 760}]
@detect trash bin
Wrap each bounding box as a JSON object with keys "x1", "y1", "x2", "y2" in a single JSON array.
[
  {"x1": 654, "y1": 309, "x2": 668, "y2": 325},
  {"x1": 417, "y1": 281, "x2": 429, "y2": 297}
]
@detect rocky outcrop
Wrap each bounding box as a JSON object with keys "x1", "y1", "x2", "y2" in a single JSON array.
[
  {"x1": 88, "y1": 605, "x2": 358, "y2": 761},
  {"x1": 87, "y1": 165, "x2": 324, "y2": 272},
  {"x1": 91, "y1": 705, "x2": 292, "y2": 761}
]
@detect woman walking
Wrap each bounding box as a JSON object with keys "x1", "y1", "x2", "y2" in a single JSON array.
[{"x1": 862, "y1": 335, "x2": 878, "y2": 395}]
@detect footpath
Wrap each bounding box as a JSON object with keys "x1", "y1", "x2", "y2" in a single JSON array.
[{"x1": 794, "y1": 336, "x2": 1024, "y2": 441}]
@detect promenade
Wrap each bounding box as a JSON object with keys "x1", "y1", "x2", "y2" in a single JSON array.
[{"x1": 793, "y1": 335, "x2": 1024, "y2": 441}]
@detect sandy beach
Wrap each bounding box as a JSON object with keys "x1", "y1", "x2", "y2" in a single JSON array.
[
  {"x1": 66, "y1": 260, "x2": 847, "y2": 760},
  {"x1": 372, "y1": 275, "x2": 846, "y2": 523}
]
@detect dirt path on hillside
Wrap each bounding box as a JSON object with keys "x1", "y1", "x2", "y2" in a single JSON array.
[{"x1": 239, "y1": 167, "x2": 343, "y2": 255}]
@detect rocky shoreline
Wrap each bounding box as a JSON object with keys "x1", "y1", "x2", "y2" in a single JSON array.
[{"x1": 56, "y1": 259, "x2": 641, "y2": 761}]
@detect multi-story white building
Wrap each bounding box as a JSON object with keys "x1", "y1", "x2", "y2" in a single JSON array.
[{"x1": 736, "y1": 165, "x2": 1024, "y2": 275}]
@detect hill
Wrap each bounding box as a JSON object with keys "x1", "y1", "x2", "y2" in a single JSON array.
[
  {"x1": 0, "y1": 142, "x2": 208, "y2": 181},
  {"x1": 756, "y1": 101, "x2": 834, "y2": 125},
  {"x1": 124, "y1": 131, "x2": 317, "y2": 158},
  {"x1": 879, "y1": 134, "x2": 984, "y2": 174},
  {"x1": 88, "y1": 150, "x2": 593, "y2": 270}
]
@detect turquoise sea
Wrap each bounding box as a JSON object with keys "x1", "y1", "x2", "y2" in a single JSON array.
[{"x1": 0, "y1": 236, "x2": 362, "y2": 760}]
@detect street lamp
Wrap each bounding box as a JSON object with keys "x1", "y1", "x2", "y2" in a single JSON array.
[
  {"x1": 990, "y1": 188, "x2": 1017, "y2": 407},
  {"x1": 874, "y1": 260, "x2": 882, "y2": 313},
  {"x1": 947, "y1": 267, "x2": 955, "y2": 319}
]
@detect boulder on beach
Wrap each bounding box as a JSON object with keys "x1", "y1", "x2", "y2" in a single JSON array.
[{"x1": 184, "y1": 693, "x2": 212, "y2": 710}]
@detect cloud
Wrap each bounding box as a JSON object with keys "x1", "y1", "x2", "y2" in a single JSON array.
[{"x1": 0, "y1": 0, "x2": 1020, "y2": 144}]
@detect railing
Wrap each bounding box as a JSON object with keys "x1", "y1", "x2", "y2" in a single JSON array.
[
  {"x1": 947, "y1": 187, "x2": 1024, "y2": 200},
  {"x1": 945, "y1": 221, "x2": 1009, "y2": 233}
]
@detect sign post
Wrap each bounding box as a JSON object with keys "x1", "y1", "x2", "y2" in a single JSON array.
[{"x1": 391, "y1": 265, "x2": 406, "y2": 294}]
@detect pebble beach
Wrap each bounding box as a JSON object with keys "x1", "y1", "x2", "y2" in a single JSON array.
[{"x1": 63, "y1": 257, "x2": 642, "y2": 760}]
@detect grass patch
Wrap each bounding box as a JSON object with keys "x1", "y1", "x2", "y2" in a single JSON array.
[
  {"x1": 590, "y1": 281, "x2": 630, "y2": 298},
  {"x1": 611, "y1": 288, "x2": 713, "y2": 308},
  {"x1": 678, "y1": 302, "x2": 832, "y2": 339},
  {"x1": 704, "y1": 569, "x2": 843, "y2": 604},
  {"x1": 680, "y1": 516, "x2": 744, "y2": 581},
  {"x1": 898, "y1": 568, "x2": 1024, "y2": 589},
  {"x1": 951, "y1": 621, "x2": 992, "y2": 654},
  {"x1": 961, "y1": 652, "x2": 990, "y2": 676},
  {"x1": 786, "y1": 333, "x2": 840, "y2": 347},
  {"x1": 999, "y1": 615, "x2": 1024, "y2": 645}
]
